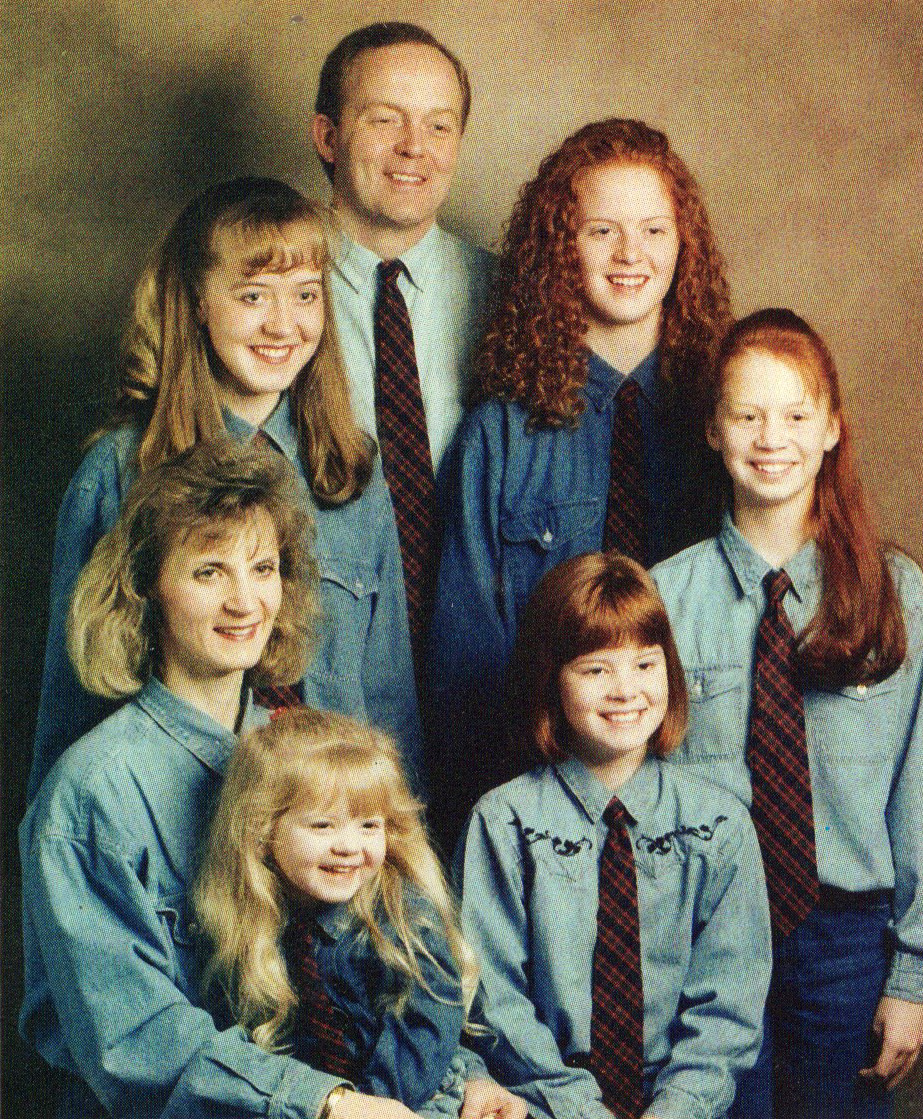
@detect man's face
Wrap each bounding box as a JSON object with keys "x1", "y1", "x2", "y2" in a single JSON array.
[{"x1": 313, "y1": 41, "x2": 464, "y2": 252}]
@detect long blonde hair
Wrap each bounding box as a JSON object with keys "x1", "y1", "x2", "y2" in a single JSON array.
[
  {"x1": 108, "y1": 176, "x2": 374, "y2": 505},
  {"x1": 68, "y1": 438, "x2": 316, "y2": 697},
  {"x1": 194, "y1": 707, "x2": 478, "y2": 1051}
]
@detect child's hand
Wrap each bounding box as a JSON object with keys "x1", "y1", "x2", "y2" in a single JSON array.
[
  {"x1": 859, "y1": 995, "x2": 923, "y2": 1090},
  {"x1": 459, "y1": 1079, "x2": 527, "y2": 1119},
  {"x1": 335, "y1": 1091, "x2": 418, "y2": 1119}
]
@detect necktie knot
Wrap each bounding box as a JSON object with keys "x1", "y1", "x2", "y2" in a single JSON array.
[
  {"x1": 603, "y1": 797, "x2": 627, "y2": 829},
  {"x1": 618, "y1": 377, "x2": 639, "y2": 406},
  {"x1": 763, "y1": 569, "x2": 793, "y2": 609},
  {"x1": 379, "y1": 259, "x2": 405, "y2": 288}
]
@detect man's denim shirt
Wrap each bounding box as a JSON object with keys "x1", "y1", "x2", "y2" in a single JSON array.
[
  {"x1": 19, "y1": 679, "x2": 355, "y2": 1118},
  {"x1": 29, "y1": 393, "x2": 421, "y2": 800},
  {"x1": 455, "y1": 756, "x2": 772, "y2": 1119},
  {"x1": 651, "y1": 517, "x2": 923, "y2": 1003},
  {"x1": 297, "y1": 893, "x2": 465, "y2": 1112}
]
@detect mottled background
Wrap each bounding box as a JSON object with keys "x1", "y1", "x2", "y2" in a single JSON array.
[{"x1": 3, "y1": 1, "x2": 921, "y2": 1114}]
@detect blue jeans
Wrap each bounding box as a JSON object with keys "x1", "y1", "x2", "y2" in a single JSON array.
[{"x1": 731, "y1": 901, "x2": 893, "y2": 1119}]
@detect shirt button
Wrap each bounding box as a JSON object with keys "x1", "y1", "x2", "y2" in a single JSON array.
[
  {"x1": 856, "y1": 684, "x2": 868, "y2": 695},
  {"x1": 355, "y1": 580, "x2": 364, "y2": 594},
  {"x1": 690, "y1": 680, "x2": 703, "y2": 697},
  {"x1": 542, "y1": 529, "x2": 554, "y2": 544}
]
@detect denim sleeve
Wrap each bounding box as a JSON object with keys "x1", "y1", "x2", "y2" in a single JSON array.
[
  {"x1": 429, "y1": 406, "x2": 512, "y2": 706},
  {"x1": 646, "y1": 813, "x2": 772, "y2": 1119},
  {"x1": 25, "y1": 829, "x2": 343, "y2": 1119},
  {"x1": 884, "y1": 573, "x2": 923, "y2": 1002},
  {"x1": 30, "y1": 440, "x2": 125, "y2": 800},
  {"x1": 358, "y1": 914, "x2": 465, "y2": 1109},
  {"x1": 455, "y1": 807, "x2": 614, "y2": 1119},
  {"x1": 361, "y1": 482, "x2": 423, "y2": 787}
]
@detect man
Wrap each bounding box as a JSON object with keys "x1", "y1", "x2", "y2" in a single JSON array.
[{"x1": 312, "y1": 22, "x2": 492, "y2": 683}]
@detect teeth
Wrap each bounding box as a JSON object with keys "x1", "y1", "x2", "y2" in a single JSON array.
[
  {"x1": 604, "y1": 711, "x2": 643, "y2": 723},
  {"x1": 753, "y1": 463, "x2": 792, "y2": 475},
  {"x1": 609, "y1": 276, "x2": 646, "y2": 288},
  {"x1": 252, "y1": 346, "x2": 293, "y2": 360},
  {"x1": 390, "y1": 173, "x2": 424, "y2": 183}
]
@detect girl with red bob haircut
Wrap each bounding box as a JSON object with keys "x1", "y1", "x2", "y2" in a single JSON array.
[
  {"x1": 456, "y1": 552, "x2": 771, "y2": 1119},
  {"x1": 653, "y1": 308, "x2": 923, "y2": 1118},
  {"x1": 430, "y1": 118, "x2": 733, "y2": 845}
]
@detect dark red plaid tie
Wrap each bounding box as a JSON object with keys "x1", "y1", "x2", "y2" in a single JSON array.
[
  {"x1": 374, "y1": 260, "x2": 435, "y2": 675},
  {"x1": 284, "y1": 909, "x2": 357, "y2": 1080},
  {"x1": 748, "y1": 569, "x2": 819, "y2": 938},
  {"x1": 603, "y1": 378, "x2": 646, "y2": 564},
  {"x1": 589, "y1": 797, "x2": 644, "y2": 1119}
]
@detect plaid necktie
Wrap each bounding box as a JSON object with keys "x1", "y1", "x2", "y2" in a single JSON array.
[
  {"x1": 284, "y1": 909, "x2": 357, "y2": 1080},
  {"x1": 374, "y1": 260, "x2": 435, "y2": 676},
  {"x1": 748, "y1": 569, "x2": 819, "y2": 938},
  {"x1": 589, "y1": 797, "x2": 644, "y2": 1119},
  {"x1": 603, "y1": 378, "x2": 646, "y2": 563}
]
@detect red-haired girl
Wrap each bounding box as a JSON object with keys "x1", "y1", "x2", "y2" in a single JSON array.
[
  {"x1": 456, "y1": 553, "x2": 771, "y2": 1119},
  {"x1": 429, "y1": 119, "x2": 732, "y2": 843},
  {"x1": 652, "y1": 309, "x2": 923, "y2": 1117}
]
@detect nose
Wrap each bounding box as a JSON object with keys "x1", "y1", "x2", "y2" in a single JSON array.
[
  {"x1": 757, "y1": 413, "x2": 788, "y2": 448},
  {"x1": 224, "y1": 573, "x2": 258, "y2": 614},
  {"x1": 331, "y1": 825, "x2": 362, "y2": 855},
  {"x1": 612, "y1": 227, "x2": 642, "y2": 263},
  {"x1": 606, "y1": 666, "x2": 637, "y2": 700},
  {"x1": 262, "y1": 295, "x2": 295, "y2": 337},
  {"x1": 396, "y1": 119, "x2": 424, "y2": 156}
]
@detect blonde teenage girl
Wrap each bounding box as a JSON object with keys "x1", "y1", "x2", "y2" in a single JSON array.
[{"x1": 31, "y1": 176, "x2": 418, "y2": 799}]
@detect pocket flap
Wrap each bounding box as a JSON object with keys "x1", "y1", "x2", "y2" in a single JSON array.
[{"x1": 500, "y1": 499, "x2": 603, "y2": 550}]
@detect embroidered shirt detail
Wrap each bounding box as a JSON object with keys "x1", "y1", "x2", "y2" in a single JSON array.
[
  {"x1": 519, "y1": 823, "x2": 594, "y2": 857},
  {"x1": 635, "y1": 815, "x2": 729, "y2": 856}
]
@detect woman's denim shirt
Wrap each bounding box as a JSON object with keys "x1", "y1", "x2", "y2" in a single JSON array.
[
  {"x1": 29, "y1": 394, "x2": 420, "y2": 800},
  {"x1": 651, "y1": 516, "x2": 923, "y2": 1002},
  {"x1": 455, "y1": 756, "x2": 772, "y2": 1119},
  {"x1": 293, "y1": 893, "x2": 466, "y2": 1113},
  {"x1": 19, "y1": 679, "x2": 355, "y2": 1119}
]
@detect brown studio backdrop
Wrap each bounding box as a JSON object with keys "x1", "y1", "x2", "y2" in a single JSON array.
[{"x1": 3, "y1": 1, "x2": 922, "y2": 1115}]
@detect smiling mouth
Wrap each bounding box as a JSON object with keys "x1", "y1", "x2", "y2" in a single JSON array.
[
  {"x1": 751, "y1": 461, "x2": 795, "y2": 476},
  {"x1": 386, "y1": 171, "x2": 426, "y2": 185},
  {"x1": 320, "y1": 865, "x2": 361, "y2": 876},
  {"x1": 601, "y1": 710, "x2": 646, "y2": 724},
  {"x1": 214, "y1": 623, "x2": 261, "y2": 640},
  {"x1": 251, "y1": 345, "x2": 297, "y2": 363},
  {"x1": 607, "y1": 275, "x2": 648, "y2": 290}
]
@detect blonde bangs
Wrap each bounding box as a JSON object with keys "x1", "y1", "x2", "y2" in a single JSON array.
[{"x1": 213, "y1": 216, "x2": 330, "y2": 278}]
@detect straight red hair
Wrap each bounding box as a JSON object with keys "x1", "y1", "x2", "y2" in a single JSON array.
[
  {"x1": 509, "y1": 552, "x2": 688, "y2": 762},
  {"x1": 712, "y1": 309, "x2": 906, "y2": 688}
]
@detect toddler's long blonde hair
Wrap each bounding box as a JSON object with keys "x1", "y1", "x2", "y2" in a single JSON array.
[{"x1": 194, "y1": 707, "x2": 477, "y2": 1050}]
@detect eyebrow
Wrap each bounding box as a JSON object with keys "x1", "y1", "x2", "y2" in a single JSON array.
[{"x1": 357, "y1": 98, "x2": 461, "y2": 120}]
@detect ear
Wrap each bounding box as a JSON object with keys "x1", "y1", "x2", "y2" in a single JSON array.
[
  {"x1": 824, "y1": 413, "x2": 841, "y2": 453},
  {"x1": 705, "y1": 416, "x2": 721, "y2": 452},
  {"x1": 312, "y1": 113, "x2": 339, "y2": 166}
]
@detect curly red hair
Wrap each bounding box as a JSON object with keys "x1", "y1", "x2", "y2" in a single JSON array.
[{"x1": 477, "y1": 119, "x2": 733, "y2": 428}]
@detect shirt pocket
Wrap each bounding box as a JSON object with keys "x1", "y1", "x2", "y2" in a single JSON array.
[
  {"x1": 500, "y1": 498, "x2": 603, "y2": 621},
  {"x1": 809, "y1": 672, "x2": 903, "y2": 761},
  {"x1": 305, "y1": 555, "x2": 380, "y2": 713},
  {"x1": 156, "y1": 894, "x2": 200, "y2": 995},
  {"x1": 678, "y1": 666, "x2": 747, "y2": 760}
]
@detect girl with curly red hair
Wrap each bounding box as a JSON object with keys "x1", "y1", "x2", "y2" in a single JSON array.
[{"x1": 428, "y1": 119, "x2": 733, "y2": 846}]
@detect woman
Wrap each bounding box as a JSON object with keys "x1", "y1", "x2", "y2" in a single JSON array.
[
  {"x1": 31, "y1": 176, "x2": 419, "y2": 800},
  {"x1": 20, "y1": 440, "x2": 522, "y2": 1119}
]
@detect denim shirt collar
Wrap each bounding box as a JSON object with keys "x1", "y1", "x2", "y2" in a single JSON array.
[
  {"x1": 554, "y1": 753, "x2": 661, "y2": 827},
  {"x1": 584, "y1": 348, "x2": 660, "y2": 413},
  {"x1": 311, "y1": 900, "x2": 356, "y2": 942},
  {"x1": 332, "y1": 223, "x2": 443, "y2": 296},
  {"x1": 133, "y1": 676, "x2": 256, "y2": 775},
  {"x1": 718, "y1": 512, "x2": 820, "y2": 604},
  {"x1": 222, "y1": 393, "x2": 300, "y2": 465}
]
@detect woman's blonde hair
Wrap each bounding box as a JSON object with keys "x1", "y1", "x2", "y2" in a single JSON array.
[
  {"x1": 194, "y1": 707, "x2": 478, "y2": 1051},
  {"x1": 67, "y1": 438, "x2": 317, "y2": 698},
  {"x1": 108, "y1": 176, "x2": 374, "y2": 506}
]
